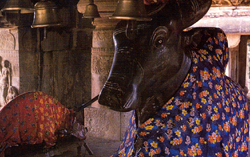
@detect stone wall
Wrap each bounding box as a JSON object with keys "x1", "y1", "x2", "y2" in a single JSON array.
[
  {"x1": 0, "y1": 28, "x2": 21, "y2": 109},
  {"x1": 0, "y1": 6, "x2": 93, "y2": 124},
  {"x1": 0, "y1": 0, "x2": 131, "y2": 141}
]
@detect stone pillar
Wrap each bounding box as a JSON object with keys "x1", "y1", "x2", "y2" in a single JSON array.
[
  {"x1": 86, "y1": 18, "x2": 122, "y2": 140},
  {"x1": 88, "y1": 17, "x2": 124, "y2": 139},
  {"x1": 78, "y1": 0, "x2": 119, "y2": 140},
  {"x1": 77, "y1": 0, "x2": 118, "y2": 108},
  {"x1": 91, "y1": 19, "x2": 116, "y2": 108},
  {"x1": 226, "y1": 34, "x2": 250, "y2": 90},
  {"x1": 226, "y1": 33, "x2": 241, "y2": 81},
  {"x1": 238, "y1": 35, "x2": 249, "y2": 89},
  {"x1": 77, "y1": 0, "x2": 132, "y2": 140}
]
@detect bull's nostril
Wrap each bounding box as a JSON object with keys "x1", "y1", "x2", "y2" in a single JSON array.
[
  {"x1": 104, "y1": 81, "x2": 125, "y2": 94},
  {"x1": 99, "y1": 86, "x2": 124, "y2": 108}
]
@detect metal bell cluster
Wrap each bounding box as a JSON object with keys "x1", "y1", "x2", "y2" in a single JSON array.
[
  {"x1": 1, "y1": 0, "x2": 34, "y2": 14},
  {"x1": 83, "y1": 0, "x2": 100, "y2": 18},
  {"x1": 110, "y1": 0, "x2": 151, "y2": 21},
  {"x1": 31, "y1": 0, "x2": 61, "y2": 28},
  {"x1": 0, "y1": 0, "x2": 61, "y2": 28},
  {"x1": 0, "y1": 0, "x2": 151, "y2": 27}
]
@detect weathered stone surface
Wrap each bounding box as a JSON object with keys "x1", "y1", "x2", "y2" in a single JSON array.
[
  {"x1": 84, "y1": 107, "x2": 121, "y2": 140},
  {"x1": 91, "y1": 49, "x2": 114, "y2": 75},
  {"x1": 192, "y1": 7, "x2": 250, "y2": 33},
  {"x1": 73, "y1": 28, "x2": 93, "y2": 50},
  {"x1": 52, "y1": 50, "x2": 91, "y2": 112},
  {"x1": 92, "y1": 30, "x2": 114, "y2": 48},
  {"x1": 228, "y1": 46, "x2": 239, "y2": 82},
  {"x1": 226, "y1": 34, "x2": 241, "y2": 48},
  {"x1": 41, "y1": 28, "x2": 71, "y2": 51},
  {"x1": 91, "y1": 27, "x2": 114, "y2": 108},
  {"x1": 0, "y1": 29, "x2": 17, "y2": 51}
]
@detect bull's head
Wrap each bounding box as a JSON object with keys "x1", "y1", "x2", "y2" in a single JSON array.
[{"x1": 98, "y1": 0, "x2": 212, "y2": 124}]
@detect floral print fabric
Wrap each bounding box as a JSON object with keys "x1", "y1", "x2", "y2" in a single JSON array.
[
  {"x1": 111, "y1": 28, "x2": 249, "y2": 157},
  {"x1": 0, "y1": 91, "x2": 73, "y2": 157}
]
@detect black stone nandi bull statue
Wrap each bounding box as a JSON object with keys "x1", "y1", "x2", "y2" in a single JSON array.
[{"x1": 97, "y1": 0, "x2": 249, "y2": 156}]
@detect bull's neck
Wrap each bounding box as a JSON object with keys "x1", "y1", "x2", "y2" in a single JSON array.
[{"x1": 136, "y1": 50, "x2": 192, "y2": 126}]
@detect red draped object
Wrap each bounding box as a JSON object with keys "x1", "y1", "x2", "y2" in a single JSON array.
[{"x1": 0, "y1": 91, "x2": 74, "y2": 157}]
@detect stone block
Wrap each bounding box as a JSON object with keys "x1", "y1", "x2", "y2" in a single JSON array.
[{"x1": 84, "y1": 107, "x2": 121, "y2": 140}]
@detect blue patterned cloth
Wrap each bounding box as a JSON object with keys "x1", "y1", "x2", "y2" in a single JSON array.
[{"x1": 111, "y1": 28, "x2": 249, "y2": 157}]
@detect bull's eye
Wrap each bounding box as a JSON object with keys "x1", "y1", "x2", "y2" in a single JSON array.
[
  {"x1": 158, "y1": 39, "x2": 163, "y2": 44},
  {"x1": 155, "y1": 38, "x2": 164, "y2": 48},
  {"x1": 151, "y1": 26, "x2": 169, "y2": 49}
]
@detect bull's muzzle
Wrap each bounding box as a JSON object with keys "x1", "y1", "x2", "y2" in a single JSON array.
[{"x1": 98, "y1": 48, "x2": 137, "y2": 111}]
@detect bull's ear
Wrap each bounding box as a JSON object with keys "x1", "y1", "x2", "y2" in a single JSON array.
[{"x1": 181, "y1": 28, "x2": 203, "y2": 49}]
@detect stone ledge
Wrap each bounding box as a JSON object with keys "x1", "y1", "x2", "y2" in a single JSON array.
[
  {"x1": 205, "y1": 6, "x2": 250, "y2": 17},
  {"x1": 191, "y1": 7, "x2": 250, "y2": 34}
]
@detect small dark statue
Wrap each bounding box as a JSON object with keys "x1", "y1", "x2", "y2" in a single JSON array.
[{"x1": 98, "y1": 0, "x2": 249, "y2": 156}]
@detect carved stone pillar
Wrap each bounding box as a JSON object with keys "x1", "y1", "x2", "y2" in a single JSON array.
[
  {"x1": 91, "y1": 20, "x2": 116, "y2": 108},
  {"x1": 89, "y1": 17, "x2": 124, "y2": 139},
  {"x1": 77, "y1": 0, "x2": 118, "y2": 107},
  {"x1": 0, "y1": 28, "x2": 19, "y2": 110},
  {"x1": 78, "y1": 0, "x2": 131, "y2": 140}
]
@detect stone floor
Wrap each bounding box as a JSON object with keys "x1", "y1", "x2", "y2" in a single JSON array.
[
  {"x1": 5, "y1": 135, "x2": 121, "y2": 157},
  {"x1": 76, "y1": 136, "x2": 121, "y2": 157},
  {"x1": 25, "y1": 136, "x2": 121, "y2": 157},
  {"x1": 42, "y1": 136, "x2": 121, "y2": 157}
]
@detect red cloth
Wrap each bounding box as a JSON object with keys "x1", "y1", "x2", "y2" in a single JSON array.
[{"x1": 0, "y1": 91, "x2": 73, "y2": 157}]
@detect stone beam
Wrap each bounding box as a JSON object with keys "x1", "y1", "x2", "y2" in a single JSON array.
[{"x1": 192, "y1": 6, "x2": 250, "y2": 34}]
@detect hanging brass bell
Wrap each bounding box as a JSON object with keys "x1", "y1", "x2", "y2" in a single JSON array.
[
  {"x1": 1, "y1": 0, "x2": 34, "y2": 14},
  {"x1": 31, "y1": 0, "x2": 61, "y2": 28},
  {"x1": 83, "y1": 0, "x2": 100, "y2": 18},
  {"x1": 110, "y1": 0, "x2": 151, "y2": 21}
]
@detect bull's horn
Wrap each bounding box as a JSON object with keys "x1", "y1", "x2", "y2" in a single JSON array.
[{"x1": 145, "y1": 0, "x2": 212, "y2": 29}]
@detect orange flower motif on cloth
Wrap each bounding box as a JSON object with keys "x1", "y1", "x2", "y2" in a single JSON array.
[
  {"x1": 208, "y1": 131, "x2": 222, "y2": 144},
  {"x1": 187, "y1": 144, "x2": 203, "y2": 156},
  {"x1": 0, "y1": 91, "x2": 74, "y2": 156}
]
